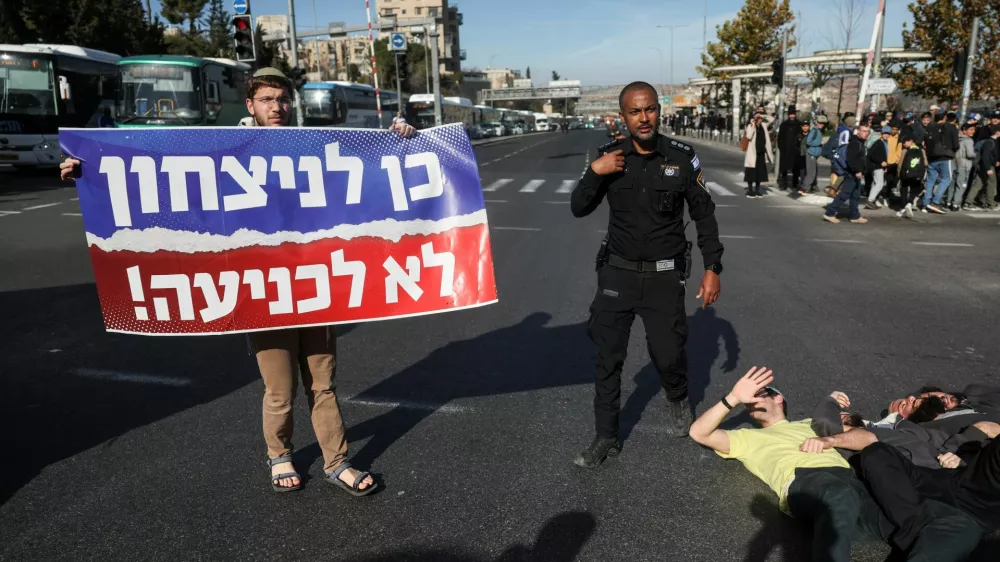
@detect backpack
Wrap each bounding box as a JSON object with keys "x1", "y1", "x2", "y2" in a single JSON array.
[
  {"x1": 972, "y1": 139, "x2": 989, "y2": 169},
  {"x1": 821, "y1": 134, "x2": 838, "y2": 160},
  {"x1": 823, "y1": 135, "x2": 849, "y2": 175},
  {"x1": 901, "y1": 148, "x2": 926, "y2": 180}
]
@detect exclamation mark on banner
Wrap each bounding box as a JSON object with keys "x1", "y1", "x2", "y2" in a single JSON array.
[{"x1": 126, "y1": 265, "x2": 149, "y2": 321}]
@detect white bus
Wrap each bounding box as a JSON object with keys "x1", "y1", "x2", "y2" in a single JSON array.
[
  {"x1": 534, "y1": 112, "x2": 550, "y2": 133},
  {"x1": 0, "y1": 44, "x2": 120, "y2": 168},
  {"x1": 300, "y1": 81, "x2": 400, "y2": 129},
  {"x1": 405, "y1": 93, "x2": 476, "y2": 132}
]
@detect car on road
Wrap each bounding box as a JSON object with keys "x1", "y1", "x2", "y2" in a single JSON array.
[{"x1": 486, "y1": 121, "x2": 505, "y2": 137}]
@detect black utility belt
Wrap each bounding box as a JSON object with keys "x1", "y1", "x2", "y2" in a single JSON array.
[{"x1": 608, "y1": 253, "x2": 686, "y2": 273}]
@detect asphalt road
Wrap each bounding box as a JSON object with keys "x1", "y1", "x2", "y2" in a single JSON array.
[{"x1": 1, "y1": 130, "x2": 999, "y2": 561}]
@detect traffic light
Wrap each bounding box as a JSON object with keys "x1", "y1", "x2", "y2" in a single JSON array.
[
  {"x1": 395, "y1": 52, "x2": 409, "y2": 88},
  {"x1": 770, "y1": 58, "x2": 784, "y2": 86},
  {"x1": 952, "y1": 52, "x2": 967, "y2": 84},
  {"x1": 291, "y1": 67, "x2": 307, "y2": 89},
  {"x1": 232, "y1": 15, "x2": 256, "y2": 62}
]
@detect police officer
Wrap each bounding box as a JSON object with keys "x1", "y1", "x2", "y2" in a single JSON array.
[{"x1": 570, "y1": 82, "x2": 723, "y2": 468}]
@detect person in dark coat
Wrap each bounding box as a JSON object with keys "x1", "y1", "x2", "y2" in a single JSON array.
[{"x1": 776, "y1": 105, "x2": 802, "y2": 190}]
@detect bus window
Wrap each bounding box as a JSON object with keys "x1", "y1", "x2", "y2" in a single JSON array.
[
  {"x1": 0, "y1": 55, "x2": 57, "y2": 116},
  {"x1": 118, "y1": 63, "x2": 202, "y2": 125}
]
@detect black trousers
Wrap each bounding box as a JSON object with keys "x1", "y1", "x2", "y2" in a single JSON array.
[
  {"x1": 588, "y1": 264, "x2": 687, "y2": 438},
  {"x1": 858, "y1": 441, "x2": 998, "y2": 552},
  {"x1": 787, "y1": 467, "x2": 980, "y2": 562}
]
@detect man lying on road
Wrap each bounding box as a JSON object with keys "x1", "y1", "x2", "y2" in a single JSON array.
[{"x1": 688, "y1": 367, "x2": 980, "y2": 562}]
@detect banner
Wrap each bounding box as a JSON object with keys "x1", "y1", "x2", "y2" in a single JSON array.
[{"x1": 59, "y1": 124, "x2": 497, "y2": 336}]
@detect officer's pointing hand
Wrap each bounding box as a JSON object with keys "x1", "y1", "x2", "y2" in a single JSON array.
[
  {"x1": 591, "y1": 150, "x2": 625, "y2": 176},
  {"x1": 696, "y1": 270, "x2": 721, "y2": 309}
]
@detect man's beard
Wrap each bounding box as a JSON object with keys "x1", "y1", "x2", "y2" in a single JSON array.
[
  {"x1": 634, "y1": 128, "x2": 655, "y2": 141},
  {"x1": 254, "y1": 113, "x2": 288, "y2": 127}
]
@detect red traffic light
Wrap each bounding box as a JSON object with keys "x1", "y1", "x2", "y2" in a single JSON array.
[{"x1": 233, "y1": 16, "x2": 250, "y2": 31}]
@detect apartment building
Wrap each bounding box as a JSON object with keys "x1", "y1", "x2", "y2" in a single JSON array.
[{"x1": 374, "y1": 0, "x2": 464, "y2": 73}]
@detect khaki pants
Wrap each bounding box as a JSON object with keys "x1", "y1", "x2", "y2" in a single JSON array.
[{"x1": 249, "y1": 326, "x2": 348, "y2": 473}]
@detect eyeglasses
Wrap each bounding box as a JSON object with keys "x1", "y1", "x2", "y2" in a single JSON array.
[
  {"x1": 254, "y1": 96, "x2": 292, "y2": 108},
  {"x1": 754, "y1": 386, "x2": 781, "y2": 399}
]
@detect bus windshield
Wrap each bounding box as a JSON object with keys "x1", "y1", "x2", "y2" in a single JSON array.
[
  {"x1": 118, "y1": 64, "x2": 203, "y2": 124},
  {"x1": 0, "y1": 54, "x2": 57, "y2": 117},
  {"x1": 407, "y1": 103, "x2": 436, "y2": 129},
  {"x1": 302, "y1": 88, "x2": 344, "y2": 126}
]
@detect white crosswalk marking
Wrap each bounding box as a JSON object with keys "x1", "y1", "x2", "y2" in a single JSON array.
[
  {"x1": 556, "y1": 180, "x2": 576, "y2": 193},
  {"x1": 706, "y1": 182, "x2": 737, "y2": 197},
  {"x1": 483, "y1": 179, "x2": 513, "y2": 192},
  {"x1": 519, "y1": 179, "x2": 545, "y2": 193}
]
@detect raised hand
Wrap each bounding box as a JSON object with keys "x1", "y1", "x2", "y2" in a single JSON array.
[{"x1": 729, "y1": 366, "x2": 774, "y2": 405}]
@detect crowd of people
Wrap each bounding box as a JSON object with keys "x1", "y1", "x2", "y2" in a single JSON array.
[
  {"x1": 691, "y1": 368, "x2": 1000, "y2": 561},
  {"x1": 754, "y1": 103, "x2": 1000, "y2": 223}
]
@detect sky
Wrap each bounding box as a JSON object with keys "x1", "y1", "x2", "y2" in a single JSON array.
[{"x1": 151, "y1": 0, "x2": 915, "y2": 87}]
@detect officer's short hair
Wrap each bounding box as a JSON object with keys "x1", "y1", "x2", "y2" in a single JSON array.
[{"x1": 618, "y1": 81, "x2": 659, "y2": 112}]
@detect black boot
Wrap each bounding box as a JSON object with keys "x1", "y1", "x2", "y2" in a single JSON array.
[
  {"x1": 573, "y1": 436, "x2": 622, "y2": 468},
  {"x1": 666, "y1": 400, "x2": 693, "y2": 438}
]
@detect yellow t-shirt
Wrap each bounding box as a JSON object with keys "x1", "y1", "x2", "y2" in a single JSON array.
[{"x1": 717, "y1": 419, "x2": 851, "y2": 513}]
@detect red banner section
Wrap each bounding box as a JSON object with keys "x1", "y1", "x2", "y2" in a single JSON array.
[{"x1": 90, "y1": 224, "x2": 497, "y2": 335}]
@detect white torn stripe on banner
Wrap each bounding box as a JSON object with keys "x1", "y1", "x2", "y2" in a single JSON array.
[{"x1": 86, "y1": 209, "x2": 489, "y2": 254}]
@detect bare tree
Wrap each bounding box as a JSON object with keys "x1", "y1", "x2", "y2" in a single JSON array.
[{"x1": 824, "y1": 0, "x2": 868, "y2": 119}]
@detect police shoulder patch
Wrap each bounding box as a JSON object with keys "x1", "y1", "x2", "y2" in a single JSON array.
[{"x1": 667, "y1": 138, "x2": 693, "y2": 154}]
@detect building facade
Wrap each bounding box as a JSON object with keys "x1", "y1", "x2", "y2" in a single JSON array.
[{"x1": 375, "y1": 0, "x2": 464, "y2": 73}]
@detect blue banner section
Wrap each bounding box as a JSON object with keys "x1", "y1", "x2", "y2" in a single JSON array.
[{"x1": 59, "y1": 124, "x2": 483, "y2": 239}]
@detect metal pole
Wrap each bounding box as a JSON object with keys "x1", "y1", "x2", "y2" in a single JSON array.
[
  {"x1": 855, "y1": 0, "x2": 885, "y2": 120},
  {"x1": 430, "y1": 24, "x2": 442, "y2": 125},
  {"x1": 959, "y1": 17, "x2": 980, "y2": 123},
  {"x1": 649, "y1": 47, "x2": 664, "y2": 101},
  {"x1": 424, "y1": 42, "x2": 430, "y2": 94},
  {"x1": 775, "y1": 27, "x2": 788, "y2": 179},
  {"x1": 702, "y1": 0, "x2": 708, "y2": 57},
  {"x1": 394, "y1": 52, "x2": 403, "y2": 116},
  {"x1": 287, "y1": 0, "x2": 303, "y2": 126},
  {"x1": 656, "y1": 25, "x2": 687, "y2": 87},
  {"x1": 732, "y1": 77, "x2": 741, "y2": 139},
  {"x1": 364, "y1": 0, "x2": 383, "y2": 127},
  {"x1": 311, "y1": 0, "x2": 319, "y2": 76},
  {"x1": 869, "y1": 0, "x2": 887, "y2": 115}
]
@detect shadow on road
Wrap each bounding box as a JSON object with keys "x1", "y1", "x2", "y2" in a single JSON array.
[
  {"x1": 0, "y1": 283, "x2": 351, "y2": 504},
  {"x1": 345, "y1": 510, "x2": 597, "y2": 562},
  {"x1": 741, "y1": 494, "x2": 811, "y2": 562},
  {"x1": 341, "y1": 312, "x2": 593, "y2": 470},
  {"x1": 545, "y1": 152, "x2": 586, "y2": 160}
]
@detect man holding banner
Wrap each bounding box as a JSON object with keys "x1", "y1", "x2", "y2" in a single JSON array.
[{"x1": 60, "y1": 68, "x2": 430, "y2": 496}]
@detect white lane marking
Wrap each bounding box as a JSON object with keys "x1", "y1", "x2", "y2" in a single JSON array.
[
  {"x1": 519, "y1": 179, "x2": 545, "y2": 193},
  {"x1": 544, "y1": 201, "x2": 570, "y2": 204},
  {"x1": 715, "y1": 204, "x2": 738, "y2": 208},
  {"x1": 344, "y1": 397, "x2": 471, "y2": 414},
  {"x1": 73, "y1": 368, "x2": 192, "y2": 387},
  {"x1": 70, "y1": 197, "x2": 79, "y2": 201},
  {"x1": 720, "y1": 235, "x2": 756, "y2": 239},
  {"x1": 557, "y1": 179, "x2": 576, "y2": 193},
  {"x1": 493, "y1": 226, "x2": 542, "y2": 231},
  {"x1": 912, "y1": 242, "x2": 974, "y2": 247},
  {"x1": 965, "y1": 213, "x2": 1000, "y2": 219},
  {"x1": 62, "y1": 213, "x2": 83, "y2": 216},
  {"x1": 768, "y1": 205, "x2": 815, "y2": 209},
  {"x1": 807, "y1": 238, "x2": 865, "y2": 244},
  {"x1": 484, "y1": 199, "x2": 508, "y2": 203},
  {"x1": 0, "y1": 210, "x2": 22, "y2": 217},
  {"x1": 706, "y1": 181, "x2": 737, "y2": 197},
  {"x1": 483, "y1": 179, "x2": 513, "y2": 192},
  {"x1": 22, "y1": 202, "x2": 61, "y2": 211}
]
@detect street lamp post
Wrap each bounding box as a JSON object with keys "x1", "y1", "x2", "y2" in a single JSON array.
[
  {"x1": 649, "y1": 47, "x2": 664, "y2": 99},
  {"x1": 656, "y1": 24, "x2": 687, "y2": 87}
]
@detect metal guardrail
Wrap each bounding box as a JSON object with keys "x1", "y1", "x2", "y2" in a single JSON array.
[
  {"x1": 478, "y1": 86, "x2": 583, "y2": 103},
  {"x1": 671, "y1": 127, "x2": 742, "y2": 147}
]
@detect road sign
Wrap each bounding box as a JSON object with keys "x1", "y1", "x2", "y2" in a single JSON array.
[
  {"x1": 390, "y1": 33, "x2": 407, "y2": 52},
  {"x1": 233, "y1": 0, "x2": 249, "y2": 15},
  {"x1": 328, "y1": 21, "x2": 345, "y2": 35},
  {"x1": 867, "y1": 78, "x2": 898, "y2": 95}
]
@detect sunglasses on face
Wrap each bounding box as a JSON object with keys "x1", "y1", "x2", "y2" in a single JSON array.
[{"x1": 754, "y1": 386, "x2": 780, "y2": 399}]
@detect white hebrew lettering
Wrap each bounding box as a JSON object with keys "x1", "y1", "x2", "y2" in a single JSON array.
[
  {"x1": 149, "y1": 274, "x2": 195, "y2": 321},
  {"x1": 130, "y1": 156, "x2": 159, "y2": 214},
  {"x1": 297, "y1": 156, "x2": 327, "y2": 208},
  {"x1": 380, "y1": 156, "x2": 410, "y2": 212},
  {"x1": 270, "y1": 156, "x2": 297, "y2": 190},
  {"x1": 242, "y1": 269, "x2": 266, "y2": 299},
  {"x1": 405, "y1": 152, "x2": 444, "y2": 201},
  {"x1": 294, "y1": 264, "x2": 331, "y2": 313},
  {"x1": 125, "y1": 265, "x2": 148, "y2": 321},
  {"x1": 420, "y1": 242, "x2": 455, "y2": 297},
  {"x1": 161, "y1": 156, "x2": 219, "y2": 212},
  {"x1": 99, "y1": 156, "x2": 131, "y2": 227},
  {"x1": 384, "y1": 256, "x2": 423, "y2": 304},
  {"x1": 221, "y1": 156, "x2": 268, "y2": 211},
  {"x1": 267, "y1": 267, "x2": 294, "y2": 315},
  {"x1": 331, "y1": 249, "x2": 366, "y2": 308},
  {"x1": 194, "y1": 271, "x2": 240, "y2": 322},
  {"x1": 325, "y1": 141, "x2": 363, "y2": 205}
]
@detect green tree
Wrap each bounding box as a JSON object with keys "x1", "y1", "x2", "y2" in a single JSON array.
[
  {"x1": 164, "y1": 32, "x2": 213, "y2": 57},
  {"x1": 1, "y1": 0, "x2": 165, "y2": 55},
  {"x1": 551, "y1": 70, "x2": 560, "y2": 81},
  {"x1": 205, "y1": 0, "x2": 231, "y2": 58},
  {"x1": 160, "y1": 0, "x2": 207, "y2": 35},
  {"x1": 894, "y1": 0, "x2": 1000, "y2": 101},
  {"x1": 255, "y1": 24, "x2": 291, "y2": 75},
  {"x1": 348, "y1": 63, "x2": 362, "y2": 82}
]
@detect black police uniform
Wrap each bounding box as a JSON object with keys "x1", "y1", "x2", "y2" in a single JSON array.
[{"x1": 571, "y1": 134, "x2": 723, "y2": 440}]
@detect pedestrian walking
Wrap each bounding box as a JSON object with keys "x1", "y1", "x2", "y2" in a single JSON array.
[
  {"x1": 922, "y1": 111, "x2": 958, "y2": 214},
  {"x1": 800, "y1": 115, "x2": 826, "y2": 194},
  {"x1": 824, "y1": 123, "x2": 870, "y2": 224},
  {"x1": 965, "y1": 125, "x2": 1000, "y2": 211},
  {"x1": 947, "y1": 122, "x2": 977, "y2": 211},
  {"x1": 570, "y1": 81, "x2": 724, "y2": 468},
  {"x1": 743, "y1": 106, "x2": 774, "y2": 198},
  {"x1": 896, "y1": 135, "x2": 926, "y2": 219},
  {"x1": 864, "y1": 126, "x2": 891, "y2": 210},
  {"x1": 776, "y1": 106, "x2": 802, "y2": 191},
  {"x1": 60, "y1": 68, "x2": 417, "y2": 496}
]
